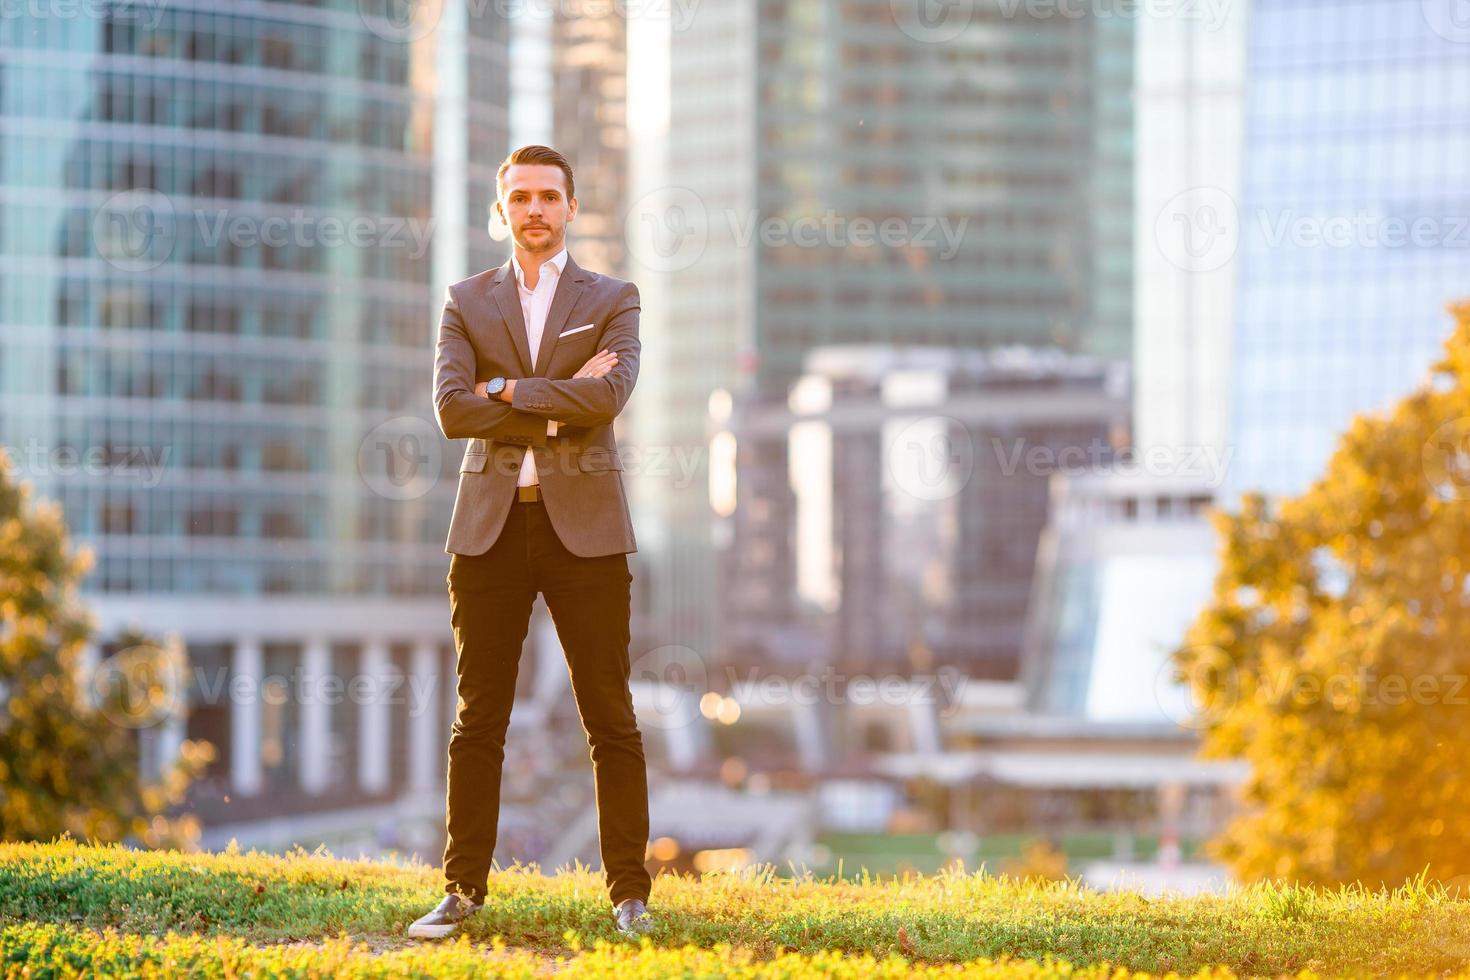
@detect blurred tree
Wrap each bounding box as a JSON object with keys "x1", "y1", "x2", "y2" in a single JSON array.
[
  {"x1": 1178, "y1": 301, "x2": 1470, "y2": 887},
  {"x1": 0, "y1": 450, "x2": 211, "y2": 847},
  {"x1": 1000, "y1": 837, "x2": 1068, "y2": 883}
]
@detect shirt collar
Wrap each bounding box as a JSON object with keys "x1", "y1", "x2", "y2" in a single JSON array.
[{"x1": 512, "y1": 245, "x2": 568, "y2": 288}]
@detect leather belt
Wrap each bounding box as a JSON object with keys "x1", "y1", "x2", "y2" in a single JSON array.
[{"x1": 516, "y1": 484, "x2": 542, "y2": 503}]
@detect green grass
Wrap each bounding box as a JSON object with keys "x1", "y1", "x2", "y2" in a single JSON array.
[
  {"x1": 811, "y1": 831, "x2": 1204, "y2": 876},
  {"x1": 1, "y1": 838, "x2": 1468, "y2": 977}
]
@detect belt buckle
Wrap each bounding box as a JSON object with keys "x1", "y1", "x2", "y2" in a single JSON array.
[{"x1": 518, "y1": 485, "x2": 541, "y2": 503}]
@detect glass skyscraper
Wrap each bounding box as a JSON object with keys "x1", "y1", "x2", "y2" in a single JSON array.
[
  {"x1": 0, "y1": 2, "x2": 511, "y2": 845},
  {"x1": 1227, "y1": 0, "x2": 1470, "y2": 499},
  {"x1": 662, "y1": 2, "x2": 1135, "y2": 663}
]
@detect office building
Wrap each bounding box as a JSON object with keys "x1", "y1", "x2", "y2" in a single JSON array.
[{"x1": 0, "y1": 2, "x2": 514, "y2": 852}]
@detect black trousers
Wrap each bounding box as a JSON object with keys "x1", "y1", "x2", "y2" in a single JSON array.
[{"x1": 442, "y1": 495, "x2": 652, "y2": 907}]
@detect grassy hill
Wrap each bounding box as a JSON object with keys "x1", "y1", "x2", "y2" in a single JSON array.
[{"x1": 2, "y1": 838, "x2": 1469, "y2": 977}]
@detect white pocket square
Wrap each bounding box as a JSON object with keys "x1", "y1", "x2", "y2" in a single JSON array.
[{"x1": 559, "y1": 322, "x2": 595, "y2": 338}]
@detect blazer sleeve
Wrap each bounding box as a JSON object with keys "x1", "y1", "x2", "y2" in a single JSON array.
[
  {"x1": 433, "y1": 285, "x2": 550, "y2": 446},
  {"x1": 509, "y1": 281, "x2": 641, "y2": 428}
]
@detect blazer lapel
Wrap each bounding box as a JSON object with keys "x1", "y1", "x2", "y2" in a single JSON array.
[
  {"x1": 490, "y1": 259, "x2": 534, "y2": 376},
  {"x1": 532, "y1": 254, "x2": 588, "y2": 378}
]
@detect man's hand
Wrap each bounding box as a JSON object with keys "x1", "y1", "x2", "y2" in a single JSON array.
[
  {"x1": 473, "y1": 351, "x2": 617, "y2": 400},
  {"x1": 574, "y1": 349, "x2": 619, "y2": 379}
]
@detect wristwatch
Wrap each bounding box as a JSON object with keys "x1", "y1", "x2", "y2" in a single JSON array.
[{"x1": 485, "y1": 376, "x2": 507, "y2": 399}]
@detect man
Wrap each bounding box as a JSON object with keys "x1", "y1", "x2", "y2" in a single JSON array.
[{"x1": 409, "y1": 145, "x2": 653, "y2": 940}]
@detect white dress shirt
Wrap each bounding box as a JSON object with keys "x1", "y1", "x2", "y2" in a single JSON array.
[{"x1": 512, "y1": 245, "x2": 566, "y2": 486}]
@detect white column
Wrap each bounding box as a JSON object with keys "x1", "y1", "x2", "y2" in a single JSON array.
[
  {"x1": 299, "y1": 637, "x2": 331, "y2": 795},
  {"x1": 409, "y1": 639, "x2": 441, "y2": 793},
  {"x1": 154, "y1": 634, "x2": 187, "y2": 777},
  {"x1": 75, "y1": 640, "x2": 101, "y2": 710},
  {"x1": 230, "y1": 637, "x2": 263, "y2": 797},
  {"x1": 156, "y1": 712, "x2": 186, "y2": 779},
  {"x1": 359, "y1": 639, "x2": 392, "y2": 794}
]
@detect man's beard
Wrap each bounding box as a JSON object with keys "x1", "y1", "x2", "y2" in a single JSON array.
[{"x1": 516, "y1": 225, "x2": 561, "y2": 251}]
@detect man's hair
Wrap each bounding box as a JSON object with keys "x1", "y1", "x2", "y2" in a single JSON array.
[{"x1": 496, "y1": 145, "x2": 575, "y2": 201}]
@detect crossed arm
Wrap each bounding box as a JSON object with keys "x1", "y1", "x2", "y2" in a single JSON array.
[
  {"x1": 505, "y1": 281, "x2": 641, "y2": 429},
  {"x1": 433, "y1": 280, "x2": 642, "y2": 442},
  {"x1": 433, "y1": 286, "x2": 550, "y2": 446}
]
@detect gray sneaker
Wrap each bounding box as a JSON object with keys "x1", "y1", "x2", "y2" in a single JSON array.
[
  {"x1": 614, "y1": 898, "x2": 652, "y2": 936},
  {"x1": 407, "y1": 893, "x2": 483, "y2": 939}
]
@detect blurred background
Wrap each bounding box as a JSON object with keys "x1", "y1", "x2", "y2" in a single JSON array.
[{"x1": 1, "y1": 0, "x2": 1466, "y2": 895}]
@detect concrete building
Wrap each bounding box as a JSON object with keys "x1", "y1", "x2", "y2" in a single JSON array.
[
  {"x1": 1226, "y1": 0, "x2": 1470, "y2": 499},
  {"x1": 658, "y1": 3, "x2": 1137, "y2": 672},
  {"x1": 710, "y1": 344, "x2": 1130, "y2": 681},
  {"x1": 0, "y1": 2, "x2": 521, "y2": 855}
]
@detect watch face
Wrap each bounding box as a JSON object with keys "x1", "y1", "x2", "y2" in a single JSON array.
[{"x1": 487, "y1": 377, "x2": 505, "y2": 395}]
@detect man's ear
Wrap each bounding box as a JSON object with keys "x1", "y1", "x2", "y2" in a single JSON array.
[
  {"x1": 566, "y1": 196, "x2": 577, "y2": 223},
  {"x1": 488, "y1": 200, "x2": 510, "y2": 241}
]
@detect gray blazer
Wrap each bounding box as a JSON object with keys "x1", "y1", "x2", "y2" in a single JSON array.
[{"x1": 433, "y1": 252, "x2": 640, "y2": 557}]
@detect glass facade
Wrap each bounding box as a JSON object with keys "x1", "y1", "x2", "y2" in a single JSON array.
[
  {"x1": 750, "y1": 2, "x2": 1135, "y2": 396},
  {"x1": 670, "y1": 2, "x2": 1135, "y2": 664},
  {"x1": 0, "y1": 2, "x2": 511, "y2": 597},
  {"x1": 1227, "y1": 0, "x2": 1470, "y2": 499}
]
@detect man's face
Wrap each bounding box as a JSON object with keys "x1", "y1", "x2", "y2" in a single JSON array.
[{"x1": 494, "y1": 164, "x2": 576, "y2": 254}]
